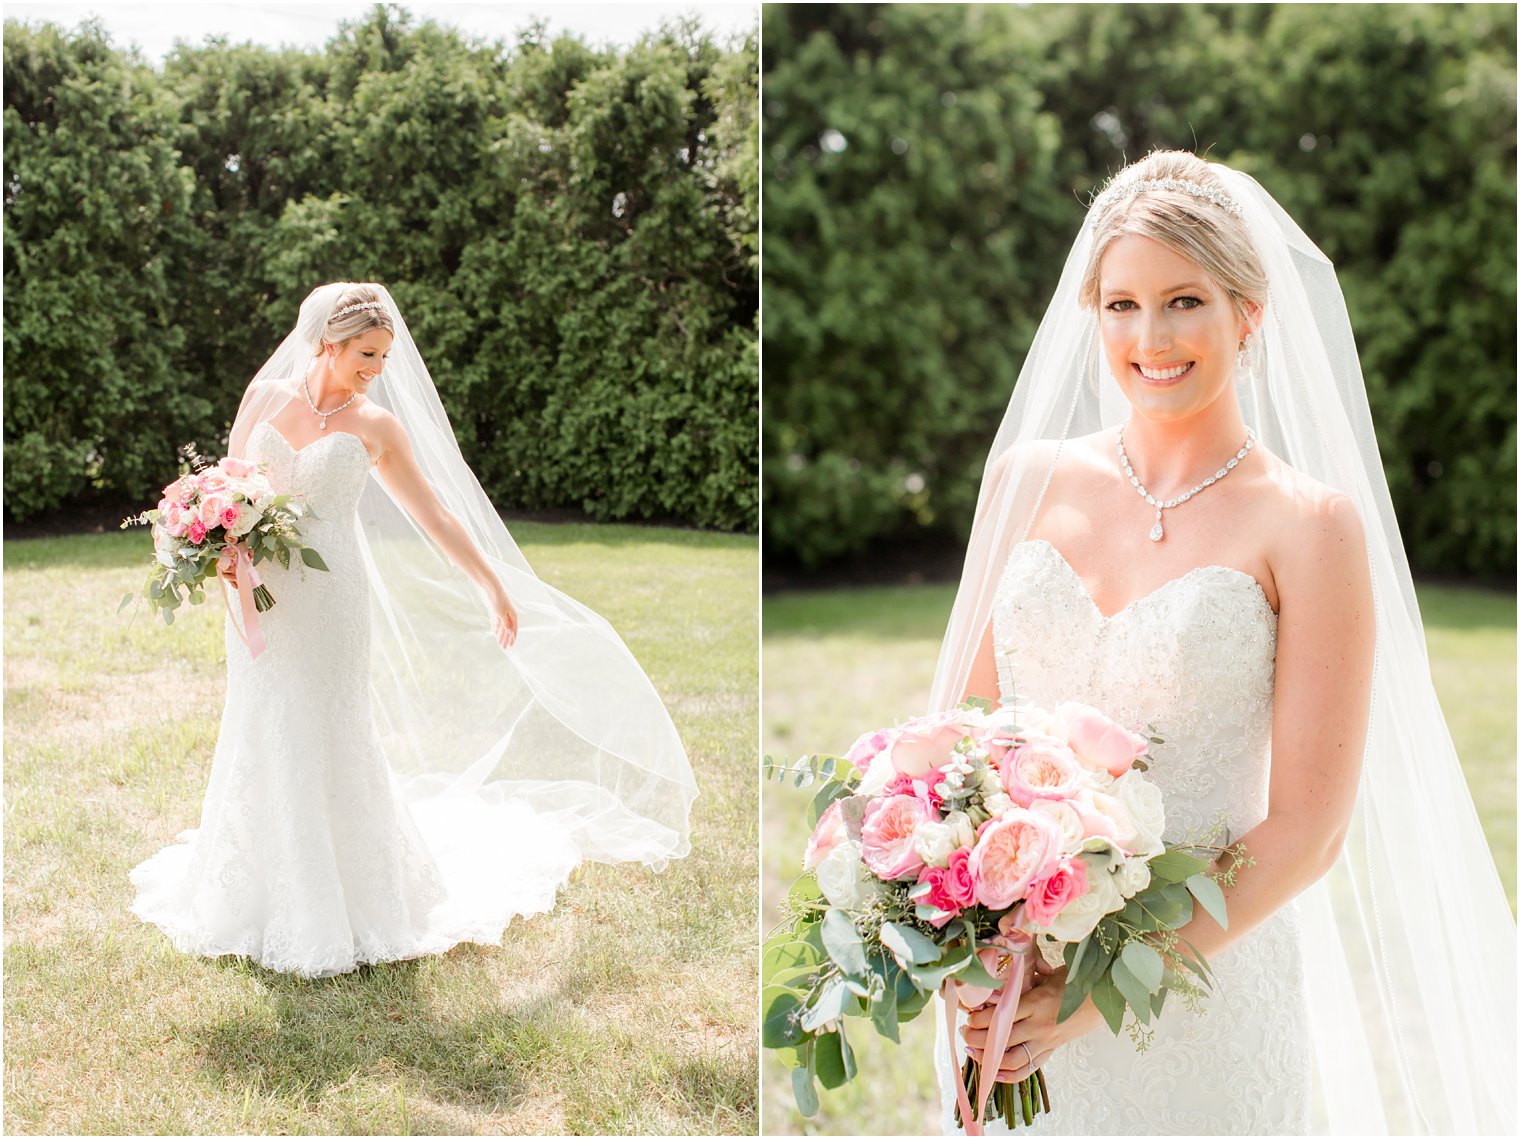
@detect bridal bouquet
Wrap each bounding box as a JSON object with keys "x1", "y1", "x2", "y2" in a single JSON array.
[
  {"x1": 763, "y1": 699, "x2": 1248, "y2": 1133},
  {"x1": 121, "y1": 446, "x2": 327, "y2": 650}
]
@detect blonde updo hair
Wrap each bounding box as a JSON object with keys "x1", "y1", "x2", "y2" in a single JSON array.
[
  {"x1": 1079, "y1": 151, "x2": 1267, "y2": 323},
  {"x1": 316, "y1": 283, "x2": 394, "y2": 355}
]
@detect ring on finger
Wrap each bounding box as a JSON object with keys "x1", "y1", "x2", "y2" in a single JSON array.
[{"x1": 1020, "y1": 1043, "x2": 1035, "y2": 1071}]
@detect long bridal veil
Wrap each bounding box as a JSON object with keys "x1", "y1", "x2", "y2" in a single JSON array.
[
  {"x1": 228, "y1": 282, "x2": 696, "y2": 872},
  {"x1": 930, "y1": 166, "x2": 1515, "y2": 1133}
]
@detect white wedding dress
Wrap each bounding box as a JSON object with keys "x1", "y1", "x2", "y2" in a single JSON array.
[
  {"x1": 129, "y1": 422, "x2": 581, "y2": 977},
  {"x1": 938, "y1": 538, "x2": 1311, "y2": 1135}
]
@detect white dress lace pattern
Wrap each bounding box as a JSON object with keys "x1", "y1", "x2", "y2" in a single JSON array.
[
  {"x1": 937, "y1": 538, "x2": 1310, "y2": 1136},
  {"x1": 129, "y1": 422, "x2": 581, "y2": 977}
]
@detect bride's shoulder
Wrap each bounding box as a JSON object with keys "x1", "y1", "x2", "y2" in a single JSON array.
[{"x1": 1255, "y1": 450, "x2": 1369, "y2": 585}]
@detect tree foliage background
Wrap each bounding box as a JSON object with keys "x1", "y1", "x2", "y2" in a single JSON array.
[
  {"x1": 763, "y1": 3, "x2": 1516, "y2": 579},
  {"x1": 4, "y1": 4, "x2": 758, "y2": 531}
]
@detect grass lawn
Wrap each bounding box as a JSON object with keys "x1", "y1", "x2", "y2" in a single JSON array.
[
  {"x1": 4, "y1": 523, "x2": 758, "y2": 1136},
  {"x1": 761, "y1": 579, "x2": 1517, "y2": 1136}
]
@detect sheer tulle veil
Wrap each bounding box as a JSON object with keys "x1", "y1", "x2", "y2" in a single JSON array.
[
  {"x1": 228, "y1": 282, "x2": 695, "y2": 871},
  {"x1": 929, "y1": 165, "x2": 1515, "y2": 1133}
]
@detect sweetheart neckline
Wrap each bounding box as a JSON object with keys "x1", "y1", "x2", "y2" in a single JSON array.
[
  {"x1": 1015, "y1": 538, "x2": 1277, "y2": 623},
  {"x1": 255, "y1": 421, "x2": 372, "y2": 463}
]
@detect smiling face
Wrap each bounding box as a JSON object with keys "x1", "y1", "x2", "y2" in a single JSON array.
[
  {"x1": 1097, "y1": 234, "x2": 1255, "y2": 424},
  {"x1": 324, "y1": 328, "x2": 394, "y2": 390}
]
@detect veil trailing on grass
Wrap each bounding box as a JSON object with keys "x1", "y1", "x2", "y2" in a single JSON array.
[
  {"x1": 228, "y1": 282, "x2": 696, "y2": 870},
  {"x1": 929, "y1": 166, "x2": 1515, "y2": 1133}
]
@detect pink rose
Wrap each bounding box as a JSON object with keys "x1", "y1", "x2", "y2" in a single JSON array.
[
  {"x1": 187, "y1": 519, "x2": 207, "y2": 545},
  {"x1": 1023, "y1": 856, "x2": 1091, "y2": 927},
  {"x1": 803, "y1": 800, "x2": 846, "y2": 871},
  {"x1": 1002, "y1": 739, "x2": 1084, "y2": 806},
  {"x1": 969, "y1": 809, "x2": 1060, "y2": 910},
  {"x1": 198, "y1": 469, "x2": 229, "y2": 494},
  {"x1": 942, "y1": 846, "x2": 978, "y2": 907},
  {"x1": 860, "y1": 794, "x2": 929, "y2": 880},
  {"x1": 1061, "y1": 703, "x2": 1149, "y2": 778},
  {"x1": 220, "y1": 502, "x2": 241, "y2": 529},
  {"x1": 219, "y1": 457, "x2": 257, "y2": 479},
  {"x1": 916, "y1": 864, "x2": 963, "y2": 928}
]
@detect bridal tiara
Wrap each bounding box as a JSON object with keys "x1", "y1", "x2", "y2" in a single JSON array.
[
  {"x1": 1092, "y1": 177, "x2": 1245, "y2": 219},
  {"x1": 333, "y1": 300, "x2": 386, "y2": 317}
]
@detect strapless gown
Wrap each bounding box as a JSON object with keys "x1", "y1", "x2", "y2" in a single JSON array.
[
  {"x1": 938, "y1": 538, "x2": 1311, "y2": 1135},
  {"x1": 129, "y1": 421, "x2": 580, "y2": 977}
]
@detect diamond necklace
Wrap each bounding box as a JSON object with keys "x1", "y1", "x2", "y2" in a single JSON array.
[
  {"x1": 1117, "y1": 424, "x2": 1257, "y2": 542},
  {"x1": 302, "y1": 376, "x2": 359, "y2": 431}
]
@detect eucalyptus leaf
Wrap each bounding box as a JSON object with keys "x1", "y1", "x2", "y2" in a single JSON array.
[
  {"x1": 814, "y1": 1028, "x2": 856, "y2": 1089},
  {"x1": 1146, "y1": 848, "x2": 1211, "y2": 884},
  {"x1": 299, "y1": 546, "x2": 328, "y2": 571},
  {"x1": 879, "y1": 921, "x2": 941, "y2": 966},
  {"x1": 1120, "y1": 941, "x2": 1164, "y2": 994},
  {"x1": 1089, "y1": 974, "x2": 1126, "y2": 1035},
  {"x1": 870, "y1": 971, "x2": 900, "y2": 1043},
  {"x1": 118, "y1": 592, "x2": 135, "y2": 613},
  {"x1": 791, "y1": 1065, "x2": 820, "y2": 1117},
  {"x1": 1110, "y1": 956, "x2": 1152, "y2": 1022},
  {"x1": 822, "y1": 910, "x2": 868, "y2": 977},
  {"x1": 955, "y1": 952, "x2": 1004, "y2": 992},
  {"x1": 762, "y1": 989, "x2": 804, "y2": 1048},
  {"x1": 1186, "y1": 874, "x2": 1229, "y2": 929},
  {"x1": 799, "y1": 978, "x2": 849, "y2": 1032}
]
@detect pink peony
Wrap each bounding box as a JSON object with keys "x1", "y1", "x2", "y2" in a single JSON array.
[
  {"x1": 1002, "y1": 738, "x2": 1085, "y2": 806},
  {"x1": 219, "y1": 457, "x2": 257, "y2": 479},
  {"x1": 884, "y1": 710, "x2": 973, "y2": 780},
  {"x1": 1061, "y1": 703, "x2": 1149, "y2": 778},
  {"x1": 1023, "y1": 856, "x2": 1091, "y2": 926},
  {"x1": 199, "y1": 495, "x2": 233, "y2": 530},
  {"x1": 803, "y1": 800, "x2": 847, "y2": 871},
  {"x1": 883, "y1": 771, "x2": 945, "y2": 816},
  {"x1": 969, "y1": 809, "x2": 1061, "y2": 910},
  {"x1": 860, "y1": 794, "x2": 929, "y2": 880}
]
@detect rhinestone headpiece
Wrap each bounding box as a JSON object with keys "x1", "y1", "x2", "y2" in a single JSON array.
[
  {"x1": 333, "y1": 300, "x2": 385, "y2": 318},
  {"x1": 1093, "y1": 177, "x2": 1245, "y2": 219}
]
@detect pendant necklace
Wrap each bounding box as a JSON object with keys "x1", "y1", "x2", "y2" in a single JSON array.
[
  {"x1": 1117, "y1": 424, "x2": 1256, "y2": 542},
  {"x1": 302, "y1": 376, "x2": 358, "y2": 431}
]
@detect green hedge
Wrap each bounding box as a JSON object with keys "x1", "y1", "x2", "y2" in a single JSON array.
[
  {"x1": 762, "y1": 3, "x2": 1515, "y2": 577},
  {"x1": 4, "y1": 5, "x2": 757, "y2": 531}
]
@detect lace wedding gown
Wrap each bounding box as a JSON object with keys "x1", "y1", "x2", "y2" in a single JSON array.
[
  {"x1": 938, "y1": 538, "x2": 1311, "y2": 1135},
  {"x1": 130, "y1": 422, "x2": 581, "y2": 977}
]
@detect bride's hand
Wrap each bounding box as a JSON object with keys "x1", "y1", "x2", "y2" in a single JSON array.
[
  {"x1": 491, "y1": 591, "x2": 519, "y2": 650},
  {"x1": 961, "y1": 964, "x2": 1105, "y2": 1083}
]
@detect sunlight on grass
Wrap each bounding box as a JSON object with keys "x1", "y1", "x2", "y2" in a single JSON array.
[
  {"x1": 4, "y1": 524, "x2": 758, "y2": 1137},
  {"x1": 761, "y1": 580, "x2": 1516, "y2": 1135}
]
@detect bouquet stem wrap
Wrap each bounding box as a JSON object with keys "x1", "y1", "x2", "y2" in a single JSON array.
[
  {"x1": 217, "y1": 543, "x2": 266, "y2": 659},
  {"x1": 945, "y1": 927, "x2": 1034, "y2": 1135}
]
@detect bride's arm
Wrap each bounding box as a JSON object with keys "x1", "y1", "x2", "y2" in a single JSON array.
[
  {"x1": 966, "y1": 491, "x2": 1375, "y2": 1080},
  {"x1": 1171, "y1": 490, "x2": 1375, "y2": 954},
  {"x1": 371, "y1": 411, "x2": 519, "y2": 649}
]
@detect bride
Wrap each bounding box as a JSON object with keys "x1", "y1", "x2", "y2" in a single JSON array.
[
  {"x1": 130, "y1": 282, "x2": 697, "y2": 978},
  {"x1": 929, "y1": 153, "x2": 1514, "y2": 1133}
]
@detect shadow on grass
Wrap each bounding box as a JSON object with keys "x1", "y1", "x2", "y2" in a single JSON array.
[{"x1": 191, "y1": 952, "x2": 566, "y2": 1116}]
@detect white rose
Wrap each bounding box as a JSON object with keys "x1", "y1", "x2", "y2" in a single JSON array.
[
  {"x1": 945, "y1": 810, "x2": 976, "y2": 850},
  {"x1": 1038, "y1": 859, "x2": 1125, "y2": 942},
  {"x1": 1112, "y1": 771, "x2": 1167, "y2": 858},
  {"x1": 912, "y1": 820, "x2": 955, "y2": 868},
  {"x1": 983, "y1": 791, "x2": 1014, "y2": 818},
  {"x1": 228, "y1": 506, "x2": 261, "y2": 538},
  {"x1": 1028, "y1": 798, "x2": 1085, "y2": 854},
  {"x1": 815, "y1": 840, "x2": 884, "y2": 912},
  {"x1": 1112, "y1": 854, "x2": 1153, "y2": 899}
]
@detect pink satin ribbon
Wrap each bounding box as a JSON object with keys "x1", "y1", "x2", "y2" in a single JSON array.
[
  {"x1": 217, "y1": 543, "x2": 266, "y2": 659},
  {"x1": 944, "y1": 926, "x2": 1035, "y2": 1136}
]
